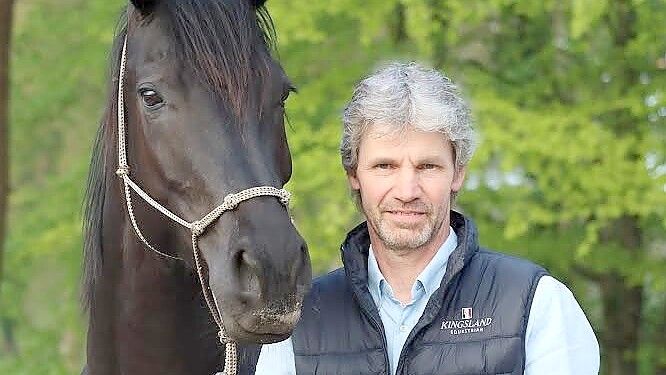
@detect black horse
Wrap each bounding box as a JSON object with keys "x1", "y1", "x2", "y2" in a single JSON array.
[{"x1": 82, "y1": 0, "x2": 311, "y2": 373}]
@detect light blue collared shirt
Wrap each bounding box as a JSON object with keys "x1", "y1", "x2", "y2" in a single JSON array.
[{"x1": 366, "y1": 227, "x2": 458, "y2": 375}]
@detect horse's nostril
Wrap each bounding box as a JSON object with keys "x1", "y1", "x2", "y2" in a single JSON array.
[{"x1": 236, "y1": 250, "x2": 261, "y2": 306}]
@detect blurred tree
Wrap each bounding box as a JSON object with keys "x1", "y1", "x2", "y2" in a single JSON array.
[{"x1": 0, "y1": 0, "x2": 16, "y2": 355}]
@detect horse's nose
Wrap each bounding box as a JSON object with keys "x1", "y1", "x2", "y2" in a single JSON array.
[{"x1": 233, "y1": 234, "x2": 310, "y2": 308}]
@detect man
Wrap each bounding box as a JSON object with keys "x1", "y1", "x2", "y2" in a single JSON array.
[{"x1": 255, "y1": 62, "x2": 599, "y2": 374}]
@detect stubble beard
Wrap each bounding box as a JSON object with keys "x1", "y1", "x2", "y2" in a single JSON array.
[{"x1": 365, "y1": 201, "x2": 446, "y2": 253}]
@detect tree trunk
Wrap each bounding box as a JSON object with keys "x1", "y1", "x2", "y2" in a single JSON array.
[
  {"x1": 598, "y1": 2, "x2": 644, "y2": 373},
  {"x1": 390, "y1": 2, "x2": 407, "y2": 44},
  {"x1": 551, "y1": 1, "x2": 574, "y2": 104},
  {"x1": 653, "y1": 299, "x2": 666, "y2": 375},
  {"x1": 0, "y1": 0, "x2": 16, "y2": 355},
  {"x1": 599, "y1": 216, "x2": 643, "y2": 375},
  {"x1": 600, "y1": 273, "x2": 642, "y2": 375}
]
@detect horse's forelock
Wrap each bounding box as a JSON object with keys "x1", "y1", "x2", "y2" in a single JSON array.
[{"x1": 160, "y1": 0, "x2": 276, "y2": 119}]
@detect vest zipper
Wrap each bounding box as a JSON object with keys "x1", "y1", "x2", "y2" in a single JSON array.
[
  {"x1": 359, "y1": 298, "x2": 391, "y2": 375},
  {"x1": 394, "y1": 265, "x2": 465, "y2": 374},
  {"x1": 345, "y1": 245, "x2": 392, "y2": 375}
]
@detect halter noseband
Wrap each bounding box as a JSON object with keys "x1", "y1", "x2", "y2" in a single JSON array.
[{"x1": 116, "y1": 37, "x2": 290, "y2": 375}]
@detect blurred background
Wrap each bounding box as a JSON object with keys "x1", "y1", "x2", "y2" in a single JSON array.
[{"x1": 0, "y1": 0, "x2": 664, "y2": 373}]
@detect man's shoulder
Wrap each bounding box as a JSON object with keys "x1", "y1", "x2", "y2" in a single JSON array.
[
  {"x1": 472, "y1": 248, "x2": 549, "y2": 279},
  {"x1": 295, "y1": 268, "x2": 354, "y2": 329},
  {"x1": 310, "y1": 267, "x2": 348, "y2": 295}
]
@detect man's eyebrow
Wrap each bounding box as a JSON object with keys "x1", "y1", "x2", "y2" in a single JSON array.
[
  {"x1": 365, "y1": 156, "x2": 396, "y2": 164},
  {"x1": 417, "y1": 155, "x2": 447, "y2": 163}
]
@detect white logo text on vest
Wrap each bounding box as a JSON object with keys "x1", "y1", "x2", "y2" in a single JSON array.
[{"x1": 440, "y1": 307, "x2": 493, "y2": 335}]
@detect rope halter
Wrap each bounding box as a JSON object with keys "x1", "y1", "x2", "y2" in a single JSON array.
[{"x1": 116, "y1": 36, "x2": 291, "y2": 375}]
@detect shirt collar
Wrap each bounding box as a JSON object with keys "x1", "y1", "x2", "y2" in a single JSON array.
[
  {"x1": 367, "y1": 245, "x2": 385, "y2": 305},
  {"x1": 367, "y1": 227, "x2": 458, "y2": 305},
  {"x1": 416, "y1": 228, "x2": 458, "y2": 297}
]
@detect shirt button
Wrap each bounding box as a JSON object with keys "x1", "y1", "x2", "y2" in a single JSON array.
[{"x1": 399, "y1": 325, "x2": 408, "y2": 332}]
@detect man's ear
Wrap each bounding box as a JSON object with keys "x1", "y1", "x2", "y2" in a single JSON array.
[
  {"x1": 347, "y1": 171, "x2": 361, "y2": 191},
  {"x1": 451, "y1": 166, "x2": 467, "y2": 193},
  {"x1": 130, "y1": 0, "x2": 159, "y2": 16}
]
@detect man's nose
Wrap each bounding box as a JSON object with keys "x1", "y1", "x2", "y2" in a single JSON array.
[{"x1": 393, "y1": 167, "x2": 421, "y2": 202}]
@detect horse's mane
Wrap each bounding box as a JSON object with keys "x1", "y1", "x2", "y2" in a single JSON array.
[
  {"x1": 82, "y1": 1, "x2": 277, "y2": 311},
  {"x1": 81, "y1": 10, "x2": 127, "y2": 311}
]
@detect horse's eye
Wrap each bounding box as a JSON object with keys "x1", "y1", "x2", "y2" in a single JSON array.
[
  {"x1": 139, "y1": 88, "x2": 164, "y2": 109},
  {"x1": 278, "y1": 95, "x2": 288, "y2": 109},
  {"x1": 279, "y1": 86, "x2": 296, "y2": 108}
]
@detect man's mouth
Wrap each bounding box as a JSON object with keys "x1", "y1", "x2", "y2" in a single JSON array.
[
  {"x1": 386, "y1": 210, "x2": 425, "y2": 215},
  {"x1": 383, "y1": 210, "x2": 428, "y2": 224}
]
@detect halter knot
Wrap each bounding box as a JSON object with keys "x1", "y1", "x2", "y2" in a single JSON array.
[
  {"x1": 115, "y1": 166, "x2": 130, "y2": 176},
  {"x1": 223, "y1": 194, "x2": 240, "y2": 209},
  {"x1": 218, "y1": 330, "x2": 234, "y2": 344},
  {"x1": 279, "y1": 190, "x2": 291, "y2": 206},
  {"x1": 191, "y1": 220, "x2": 206, "y2": 237}
]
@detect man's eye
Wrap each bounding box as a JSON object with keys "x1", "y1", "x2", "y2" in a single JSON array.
[
  {"x1": 375, "y1": 163, "x2": 392, "y2": 169},
  {"x1": 139, "y1": 88, "x2": 165, "y2": 109},
  {"x1": 420, "y1": 164, "x2": 438, "y2": 170}
]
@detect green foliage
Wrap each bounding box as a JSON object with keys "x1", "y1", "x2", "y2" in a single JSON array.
[{"x1": 2, "y1": 0, "x2": 665, "y2": 372}]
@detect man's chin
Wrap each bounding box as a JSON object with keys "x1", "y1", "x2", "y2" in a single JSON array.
[{"x1": 367, "y1": 215, "x2": 435, "y2": 250}]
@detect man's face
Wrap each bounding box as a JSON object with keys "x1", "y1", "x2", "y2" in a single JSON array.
[{"x1": 348, "y1": 126, "x2": 465, "y2": 253}]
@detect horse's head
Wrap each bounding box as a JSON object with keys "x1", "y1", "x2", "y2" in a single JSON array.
[{"x1": 121, "y1": 0, "x2": 311, "y2": 343}]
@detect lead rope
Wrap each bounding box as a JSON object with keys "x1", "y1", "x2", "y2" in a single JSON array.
[{"x1": 115, "y1": 36, "x2": 290, "y2": 375}]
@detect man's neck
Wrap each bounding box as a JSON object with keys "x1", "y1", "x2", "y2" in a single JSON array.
[{"x1": 370, "y1": 226, "x2": 451, "y2": 305}]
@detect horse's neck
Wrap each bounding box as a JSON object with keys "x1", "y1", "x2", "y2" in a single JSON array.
[
  {"x1": 86, "y1": 185, "x2": 222, "y2": 374},
  {"x1": 123, "y1": 247, "x2": 223, "y2": 373}
]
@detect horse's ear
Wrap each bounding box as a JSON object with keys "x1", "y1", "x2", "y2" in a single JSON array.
[
  {"x1": 130, "y1": 0, "x2": 159, "y2": 15},
  {"x1": 250, "y1": 0, "x2": 267, "y2": 8}
]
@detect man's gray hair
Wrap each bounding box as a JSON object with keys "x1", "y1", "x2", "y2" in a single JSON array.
[{"x1": 341, "y1": 62, "x2": 476, "y2": 173}]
